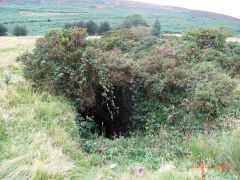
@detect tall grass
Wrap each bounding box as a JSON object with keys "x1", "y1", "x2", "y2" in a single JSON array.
[
  {"x1": 0, "y1": 37, "x2": 85, "y2": 179},
  {"x1": 187, "y1": 127, "x2": 240, "y2": 178}
]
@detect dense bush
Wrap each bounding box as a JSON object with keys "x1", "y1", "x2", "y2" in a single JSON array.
[
  {"x1": 13, "y1": 25, "x2": 28, "y2": 36},
  {"x1": 129, "y1": 28, "x2": 239, "y2": 131},
  {"x1": 86, "y1": 20, "x2": 98, "y2": 35},
  {"x1": 18, "y1": 27, "x2": 240, "y2": 136},
  {"x1": 64, "y1": 20, "x2": 100, "y2": 35},
  {"x1": 122, "y1": 14, "x2": 148, "y2": 29},
  {"x1": 18, "y1": 28, "x2": 136, "y2": 110},
  {"x1": 0, "y1": 23, "x2": 8, "y2": 36},
  {"x1": 182, "y1": 27, "x2": 233, "y2": 49},
  {"x1": 190, "y1": 62, "x2": 236, "y2": 119},
  {"x1": 102, "y1": 29, "x2": 139, "y2": 52},
  {"x1": 98, "y1": 21, "x2": 111, "y2": 34},
  {"x1": 64, "y1": 21, "x2": 86, "y2": 29},
  {"x1": 130, "y1": 26, "x2": 151, "y2": 39}
]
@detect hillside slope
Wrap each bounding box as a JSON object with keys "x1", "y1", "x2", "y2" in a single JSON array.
[{"x1": 0, "y1": 0, "x2": 240, "y2": 35}]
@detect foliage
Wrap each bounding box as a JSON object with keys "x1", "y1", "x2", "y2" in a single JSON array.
[
  {"x1": 125, "y1": 28, "x2": 240, "y2": 131},
  {"x1": 101, "y1": 29, "x2": 139, "y2": 52},
  {"x1": 64, "y1": 21, "x2": 86, "y2": 29},
  {"x1": 86, "y1": 20, "x2": 98, "y2": 35},
  {"x1": 64, "y1": 20, "x2": 110, "y2": 35},
  {"x1": 18, "y1": 28, "x2": 95, "y2": 111},
  {"x1": 190, "y1": 62, "x2": 236, "y2": 119},
  {"x1": 151, "y1": 18, "x2": 161, "y2": 37},
  {"x1": 98, "y1": 21, "x2": 111, "y2": 34},
  {"x1": 122, "y1": 14, "x2": 148, "y2": 29},
  {"x1": 0, "y1": 23, "x2": 8, "y2": 36},
  {"x1": 130, "y1": 26, "x2": 151, "y2": 39},
  {"x1": 17, "y1": 28, "x2": 138, "y2": 136},
  {"x1": 182, "y1": 27, "x2": 233, "y2": 49},
  {"x1": 12, "y1": 25, "x2": 28, "y2": 36},
  {"x1": 18, "y1": 27, "x2": 240, "y2": 139}
]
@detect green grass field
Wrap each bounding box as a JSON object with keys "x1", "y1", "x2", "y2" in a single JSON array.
[
  {"x1": 0, "y1": 36, "x2": 239, "y2": 179},
  {"x1": 1, "y1": 0, "x2": 240, "y2": 36}
]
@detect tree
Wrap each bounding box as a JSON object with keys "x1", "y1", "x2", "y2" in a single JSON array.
[
  {"x1": 151, "y1": 19, "x2": 161, "y2": 37},
  {"x1": 64, "y1": 21, "x2": 85, "y2": 29},
  {"x1": 86, "y1": 20, "x2": 97, "y2": 35},
  {"x1": 73, "y1": 21, "x2": 85, "y2": 28},
  {"x1": 98, "y1": 21, "x2": 110, "y2": 34},
  {"x1": 122, "y1": 14, "x2": 148, "y2": 29},
  {"x1": 13, "y1": 25, "x2": 28, "y2": 36},
  {"x1": 0, "y1": 23, "x2": 8, "y2": 36}
]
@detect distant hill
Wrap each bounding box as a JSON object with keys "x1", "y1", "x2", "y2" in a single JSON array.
[
  {"x1": 0, "y1": 0, "x2": 240, "y2": 35},
  {"x1": 80, "y1": 0, "x2": 240, "y2": 22}
]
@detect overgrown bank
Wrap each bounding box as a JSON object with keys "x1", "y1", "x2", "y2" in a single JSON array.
[{"x1": 18, "y1": 27, "x2": 240, "y2": 136}]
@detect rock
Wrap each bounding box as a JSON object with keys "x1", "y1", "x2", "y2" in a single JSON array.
[
  {"x1": 129, "y1": 165, "x2": 145, "y2": 177},
  {"x1": 109, "y1": 164, "x2": 117, "y2": 169},
  {"x1": 159, "y1": 163, "x2": 176, "y2": 173}
]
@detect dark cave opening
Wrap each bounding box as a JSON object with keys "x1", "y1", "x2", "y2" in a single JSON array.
[{"x1": 79, "y1": 86, "x2": 134, "y2": 138}]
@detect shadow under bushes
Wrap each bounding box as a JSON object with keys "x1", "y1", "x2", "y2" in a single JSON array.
[{"x1": 78, "y1": 86, "x2": 134, "y2": 137}]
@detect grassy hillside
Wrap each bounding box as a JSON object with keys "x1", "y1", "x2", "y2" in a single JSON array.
[
  {"x1": 0, "y1": 0, "x2": 240, "y2": 35},
  {"x1": 0, "y1": 31, "x2": 240, "y2": 179}
]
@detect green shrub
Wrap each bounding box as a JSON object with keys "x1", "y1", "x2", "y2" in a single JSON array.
[
  {"x1": 102, "y1": 29, "x2": 139, "y2": 52},
  {"x1": 13, "y1": 25, "x2": 28, "y2": 36},
  {"x1": 134, "y1": 36, "x2": 239, "y2": 129},
  {"x1": 18, "y1": 28, "x2": 95, "y2": 111},
  {"x1": 130, "y1": 26, "x2": 151, "y2": 39},
  {"x1": 127, "y1": 37, "x2": 157, "y2": 60},
  {"x1": 86, "y1": 20, "x2": 98, "y2": 35},
  {"x1": 17, "y1": 27, "x2": 137, "y2": 114},
  {"x1": 182, "y1": 27, "x2": 233, "y2": 49},
  {"x1": 0, "y1": 23, "x2": 8, "y2": 36},
  {"x1": 233, "y1": 46, "x2": 240, "y2": 55},
  {"x1": 122, "y1": 14, "x2": 148, "y2": 29},
  {"x1": 64, "y1": 21, "x2": 86, "y2": 29},
  {"x1": 190, "y1": 62, "x2": 236, "y2": 119},
  {"x1": 177, "y1": 41, "x2": 200, "y2": 62},
  {"x1": 18, "y1": 27, "x2": 240, "y2": 136},
  {"x1": 98, "y1": 21, "x2": 110, "y2": 34},
  {"x1": 200, "y1": 49, "x2": 230, "y2": 69},
  {"x1": 229, "y1": 54, "x2": 240, "y2": 78}
]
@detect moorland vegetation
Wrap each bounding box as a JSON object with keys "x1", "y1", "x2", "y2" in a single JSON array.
[
  {"x1": 0, "y1": 9, "x2": 239, "y2": 178},
  {"x1": 12, "y1": 25, "x2": 240, "y2": 178}
]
